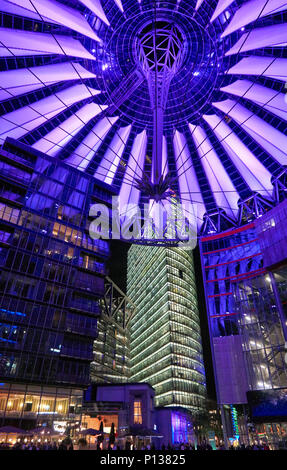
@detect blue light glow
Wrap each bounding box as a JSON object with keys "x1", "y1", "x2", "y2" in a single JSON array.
[{"x1": 0, "y1": 308, "x2": 26, "y2": 317}]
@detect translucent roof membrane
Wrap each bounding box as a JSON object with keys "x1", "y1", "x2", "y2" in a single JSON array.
[
  {"x1": 1, "y1": 0, "x2": 101, "y2": 41},
  {"x1": 32, "y1": 102, "x2": 106, "y2": 156},
  {"x1": 226, "y1": 56, "x2": 287, "y2": 82},
  {"x1": 210, "y1": 0, "x2": 236, "y2": 22},
  {"x1": 0, "y1": 85, "x2": 100, "y2": 142},
  {"x1": 203, "y1": 114, "x2": 273, "y2": 198},
  {"x1": 189, "y1": 124, "x2": 239, "y2": 219},
  {"x1": 119, "y1": 129, "x2": 147, "y2": 214},
  {"x1": 79, "y1": 0, "x2": 110, "y2": 25},
  {"x1": 113, "y1": 0, "x2": 123, "y2": 12},
  {"x1": 220, "y1": 80, "x2": 287, "y2": 121},
  {"x1": 174, "y1": 130, "x2": 206, "y2": 227},
  {"x1": 226, "y1": 23, "x2": 287, "y2": 55},
  {"x1": 0, "y1": 0, "x2": 286, "y2": 235},
  {"x1": 94, "y1": 125, "x2": 132, "y2": 185},
  {"x1": 0, "y1": 27, "x2": 96, "y2": 59},
  {"x1": 66, "y1": 116, "x2": 119, "y2": 171},
  {"x1": 0, "y1": 0, "x2": 40, "y2": 19},
  {"x1": 222, "y1": 0, "x2": 287, "y2": 37},
  {"x1": 195, "y1": 0, "x2": 205, "y2": 10},
  {"x1": 0, "y1": 62, "x2": 96, "y2": 100},
  {"x1": 213, "y1": 99, "x2": 287, "y2": 165}
]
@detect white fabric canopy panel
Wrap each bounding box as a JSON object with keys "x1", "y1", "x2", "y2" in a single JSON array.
[
  {"x1": 0, "y1": 84, "x2": 100, "y2": 141},
  {"x1": 66, "y1": 116, "x2": 119, "y2": 171},
  {"x1": 1, "y1": 0, "x2": 101, "y2": 41},
  {"x1": 174, "y1": 130, "x2": 206, "y2": 227},
  {"x1": 222, "y1": 0, "x2": 287, "y2": 37},
  {"x1": 195, "y1": 0, "x2": 205, "y2": 10},
  {"x1": 113, "y1": 0, "x2": 123, "y2": 12},
  {"x1": 189, "y1": 123, "x2": 239, "y2": 219},
  {"x1": 0, "y1": 62, "x2": 96, "y2": 101},
  {"x1": 226, "y1": 56, "x2": 287, "y2": 82},
  {"x1": 220, "y1": 79, "x2": 287, "y2": 121},
  {"x1": 32, "y1": 102, "x2": 107, "y2": 156},
  {"x1": 119, "y1": 129, "x2": 147, "y2": 216},
  {"x1": 213, "y1": 99, "x2": 287, "y2": 166},
  {"x1": 94, "y1": 125, "x2": 132, "y2": 185},
  {"x1": 78, "y1": 0, "x2": 110, "y2": 25},
  {"x1": 0, "y1": 27, "x2": 96, "y2": 59},
  {"x1": 203, "y1": 113, "x2": 273, "y2": 198},
  {"x1": 225, "y1": 23, "x2": 287, "y2": 55},
  {"x1": 151, "y1": 135, "x2": 168, "y2": 184},
  {"x1": 0, "y1": 0, "x2": 39, "y2": 19},
  {"x1": 210, "y1": 0, "x2": 235, "y2": 22}
]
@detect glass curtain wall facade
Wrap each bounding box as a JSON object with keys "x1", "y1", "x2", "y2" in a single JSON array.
[
  {"x1": 0, "y1": 138, "x2": 113, "y2": 427},
  {"x1": 200, "y1": 208, "x2": 287, "y2": 446},
  {"x1": 233, "y1": 275, "x2": 287, "y2": 392},
  {"x1": 200, "y1": 224, "x2": 264, "y2": 405},
  {"x1": 127, "y1": 246, "x2": 206, "y2": 412}
]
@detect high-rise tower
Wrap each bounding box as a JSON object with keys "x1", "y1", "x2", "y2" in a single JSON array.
[{"x1": 127, "y1": 245, "x2": 206, "y2": 412}]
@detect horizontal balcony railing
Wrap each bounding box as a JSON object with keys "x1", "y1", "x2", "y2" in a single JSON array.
[
  {"x1": 68, "y1": 299, "x2": 100, "y2": 315},
  {"x1": 0, "y1": 370, "x2": 90, "y2": 386},
  {"x1": 0, "y1": 191, "x2": 25, "y2": 206},
  {"x1": 0, "y1": 166, "x2": 31, "y2": 185},
  {"x1": 60, "y1": 346, "x2": 93, "y2": 360},
  {"x1": 1, "y1": 150, "x2": 34, "y2": 168},
  {"x1": 77, "y1": 258, "x2": 106, "y2": 275},
  {"x1": 0, "y1": 410, "x2": 74, "y2": 419},
  {"x1": 65, "y1": 324, "x2": 97, "y2": 337}
]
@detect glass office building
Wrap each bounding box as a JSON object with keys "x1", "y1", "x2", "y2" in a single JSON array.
[
  {"x1": 128, "y1": 245, "x2": 206, "y2": 412},
  {"x1": 200, "y1": 202, "x2": 287, "y2": 447},
  {"x1": 0, "y1": 138, "x2": 113, "y2": 428}
]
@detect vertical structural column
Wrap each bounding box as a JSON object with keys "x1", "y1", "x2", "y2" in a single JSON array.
[
  {"x1": 137, "y1": 21, "x2": 183, "y2": 185},
  {"x1": 270, "y1": 271, "x2": 287, "y2": 342},
  {"x1": 152, "y1": 107, "x2": 164, "y2": 183}
]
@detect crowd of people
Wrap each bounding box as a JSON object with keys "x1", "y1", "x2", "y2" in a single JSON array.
[
  {"x1": 228, "y1": 443, "x2": 270, "y2": 451},
  {"x1": 0, "y1": 438, "x2": 74, "y2": 451},
  {"x1": 0, "y1": 439, "x2": 272, "y2": 451}
]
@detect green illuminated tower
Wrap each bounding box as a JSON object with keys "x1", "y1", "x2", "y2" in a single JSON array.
[{"x1": 127, "y1": 246, "x2": 206, "y2": 412}]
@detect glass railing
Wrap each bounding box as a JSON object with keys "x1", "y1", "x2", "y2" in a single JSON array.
[
  {"x1": 68, "y1": 299, "x2": 100, "y2": 315},
  {"x1": 0, "y1": 165, "x2": 31, "y2": 184},
  {"x1": 60, "y1": 346, "x2": 93, "y2": 360},
  {"x1": 0, "y1": 191, "x2": 25, "y2": 205},
  {"x1": 65, "y1": 322, "x2": 97, "y2": 337},
  {"x1": 1, "y1": 150, "x2": 34, "y2": 168},
  {"x1": 77, "y1": 258, "x2": 106, "y2": 274}
]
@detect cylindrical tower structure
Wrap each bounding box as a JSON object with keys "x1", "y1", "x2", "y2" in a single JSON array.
[{"x1": 128, "y1": 245, "x2": 206, "y2": 413}]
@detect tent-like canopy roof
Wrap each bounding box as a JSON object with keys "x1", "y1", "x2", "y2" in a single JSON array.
[{"x1": 0, "y1": 0, "x2": 286, "y2": 236}]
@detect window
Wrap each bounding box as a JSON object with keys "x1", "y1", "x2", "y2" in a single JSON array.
[{"x1": 133, "y1": 400, "x2": 142, "y2": 425}]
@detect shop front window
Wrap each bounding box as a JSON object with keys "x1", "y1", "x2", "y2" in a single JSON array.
[{"x1": 133, "y1": 400, "x2": 142, "y2": 425}]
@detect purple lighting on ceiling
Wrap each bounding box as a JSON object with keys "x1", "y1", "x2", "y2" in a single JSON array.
[
  {"x1": 213, "y1": 99, "x2": 287, "y2": 166},
  {"x1": 221, "y1": 0, "x2": 287, "y2": 37},
  {"x1": 32, "y1": 102, "x2": 106, "y2": 156},
  {"x1": 226, "y1": 23, "x2": 287, "y2": 55},
  {"x1": 227, "y1": 56, "x2": 287, "y2": 82},
  {"x1": 0, "y1": 27, "x2": 97, "y2": 59},
  {"x1": 189, "y1": 123, "x2": 239, "y2": 219},
  {"x1": 0, "y1": 85, "x2": 101, "y2": 143},
  {"x1": 0, "y1": 0, "x2": 286, "y2": 239},
  {"x1": 94, "y1": 125, "x2": 131, "y2": 185},
  {"x1": 203, "y1": 113, "x2": 273, "y2": 197},
  {"x1": 66, "y1": 116, "x2": 119, "y2": 171}
]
